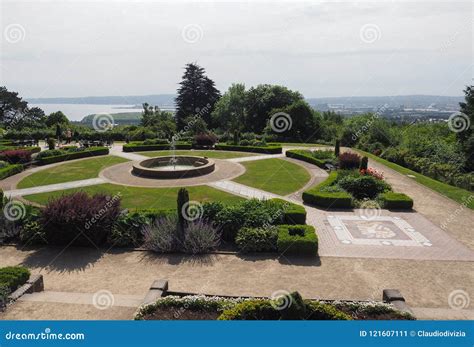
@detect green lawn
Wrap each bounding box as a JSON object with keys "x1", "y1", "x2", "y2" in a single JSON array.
[
  {"x1": 138, "y1": 150, "x2": 257, "y2": 159},
  {"x1": 23, "y1": 183, "x2": 244, "y2": 209},
  {"x1": 356, "y1": 149, "x2": 474, "y2": 210},
  {"x1": 233, "y1": 158, "x2": 311, "y2": 195},
  {"x1": 17, "y1": 156, "x2": 129, "y2": 189}
]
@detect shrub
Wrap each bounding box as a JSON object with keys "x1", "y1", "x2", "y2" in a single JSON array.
[
  {"x1": 335, "y1": 140, "x2": 340, "y2": 157},
  {"x1": 36, "y1": 149, "x2": 64, "y2": 159},
  {"x1": 194, "y1": 133, "x2": 217, "y2": 146},
  {"x1": 337, "y1": 175, "x2": 391, "y2": 200},
  {"x1": 338, "y1": 152, "x2": 361, "y2": 169},
  {"x1": 47, "y1": 138, "x2": 55, "y2": 150},
  {"x1": 0, "y1": 164, "x2": 23, "y2": 180},
  {"x1": 41, "y1": 192, "x2": 121, "y2": 246},
  {"x1": 0, "y1": 149, "x2": 32, "y2": 164},
  {"x1": 235, "y1": 226, "x2": 278, "y2": 252},
  {"x1": 214, "y1": 199, "x2": 282, "y2": 241},
  {"x1": 0, "y1": 161, "x2": 9, "y2": 169},
  {"x1": 142, "y1": 215, "x2": 179, "y2": 253},
  {"x1": 360, "y1": 156, "x2": 368, "y2": 170},
  {"x1": 302, "y1": 171, "x2": 352, "y2": 208},
  {"x1": 359, "y1": 167, "x2": 384, "y2": 180},
  {"x1": 201, "y1": 201, "x2": 225, "y2": 222},
  {"x1": 123, "y1": 143, "x2": 192, "y2": 152},
  {"x1": 270, "y1": 198, "x2": 306, "y2": 224},
  {"x1": 183, "y1": 220, "x2": 220, "y2": 254},
  {"x1": 19, "y1": 221, "x2": 46, "y2": 245},
  {"x1": 277, "y1": 225, "x2": 318, "y2": 255},
  {"x1": 0, "y1": 266, "x2": 30, "y2": 292},
  {"x1": 143, "y1": 139, "x2": 168, "y2": 145},
  {"x1": 377, "y1": 192, "x2": 414, "y2": 209},
  {"x1": 37, "y1": 147, "x2": 109, "y2": 165}
]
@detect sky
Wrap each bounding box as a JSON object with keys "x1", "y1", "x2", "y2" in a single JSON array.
[{"x1": 1, "y1": 0, "x2": 472, "y2": 99}]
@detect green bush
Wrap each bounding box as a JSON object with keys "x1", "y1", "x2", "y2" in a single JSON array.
[
  {"x1": 302, "y1": 171, "x2": 352, "y2": 208},
  {"x1": 19, "y1": 221, "x2": 46, "y2": 245},
  {"x1": 215, "y1": 144, "x2": 282, "y2": 154},
  {"x1": 36, "y1": 149, "x2": 64, "y2": 159},
  {"x1": 270, "y1": 198, "x2": 306, "y2": 224},
  {"x1": 0, "y1": 266, "x2": 30, "y2": 292},
  {"x1": 377, "y1": 192, "x2": 414, "y2": 209},
  {"x1": 235, "y1": 226, "x2": 278, "y2": 252},
  {"x1": 0, "y1": 164, "x2": 23, "y2": 180},
  {"x1": 123, "y1": 143, "x2": 191, "y2": 152},
  {"x1": 337, "y1": 175, "x2": 391, "y2": 200},
  {"x1": 37, "y1": 147, "x2": 109, "y2": 165},
  {"x1": 109, "y1": 209, "x2": 175, "y2": 247},
  {"x1": 277, "y1": 225, "x2": 318, "y2": 255}
]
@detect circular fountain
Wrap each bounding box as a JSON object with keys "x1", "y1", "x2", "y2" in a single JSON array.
[{"x1": 132, "y1": 156, "x2": 215, "y2": 179}]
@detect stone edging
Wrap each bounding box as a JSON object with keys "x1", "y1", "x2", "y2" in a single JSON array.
[{"x1": 8, "y1": 274, "x2": 44, "y2": 301}]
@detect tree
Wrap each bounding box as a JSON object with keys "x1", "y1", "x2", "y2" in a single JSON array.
[
  {"x1": 245, "y1": 84, "x2": 303, "y2": 133},
  {"x1": 267, "y1": 100, "x2": 322, "y2": 142},
  {"x1": 177, "y1": 188, "x2": 189, "y2": 242},
  {"x1": 212, "y1": 83, "x2": 246, "y2": 140},
  {"x1": 46, "y1": 111, "x2": 69, "y2": 127},
  {"x1": 19, "y1": 107, "x2": 46, "y2": 128},
  {"x1": 175, "y1": 63, "x2": 221, "y2": 130},
  {"x1": 140, "y1": 103, "x2": 176, "y2": 138},
  {"x1": 458, "y1": 85, "x2": 474, "y2": 171},
  {"x1": 0, "y1": 86, "x2": 47, "y2": 129}
]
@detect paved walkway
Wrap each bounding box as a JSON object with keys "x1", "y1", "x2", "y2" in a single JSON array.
[
  {"x1": 109, "y1": 145, "x2": 148, "y2": 161},
  {"x1": 227, "y1": 153, "x2": 285, "y2": 162},
  {"x1": 4, "y1": 178, "x2": 107, "y2": 198}
]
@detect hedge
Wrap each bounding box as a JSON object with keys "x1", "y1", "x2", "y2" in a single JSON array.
[
  {"x1": 277, "y1": 225, "x2": 318, "y2": 255},
  {"x1": 37, "y1": 147, "x2": 109, "y2": 165},
  {"x1": 377, "y1": 192, "x2": 414, "y2": 210},
  {"x1": 270, "y1": 198, "x2": 306, "y2": 224},
  {"x1": 123, "y1": 143, "x2": 192, "y2": 152},
  {"x1": 286, "y1": 150, "x2": 327, "y2": 168},
  {"x1": 0, "y1": 266, "x2": 30, "y2": 292},
  {"x1": 302, "y1": 171, "x2": 352, "y2": 208},
  {"x1": 0, "y1": 164, "x2": 23, "y2": 180},
  {"x1": 215, "y1": 144, "x2": 282, "y2": 154}
]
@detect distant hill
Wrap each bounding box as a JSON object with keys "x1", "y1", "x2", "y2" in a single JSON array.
[
  {"x1": 306, "y1": 95, "x2": 463, "y2": 108},
  {"x1": 27, "y1": 94, "x2": 176, "y2": 105}
]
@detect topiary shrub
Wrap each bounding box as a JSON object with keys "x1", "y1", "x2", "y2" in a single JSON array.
[
  {"x1": 337, "y1": 175, "x2": 391, "y2": 200},
  {"x1": 47, "y1": 138, "x2": 55, "y2": 150},
  {"x1": 277, "y1": 225, "x2": 318, "y2": 255},
  {"x1": 194, "y1": 133, "x2": 217, "y2": 147},
  {"x1": 41, "y1": 192, "x2": 121, "y2": 246},
  {"x1": 177, "y1": 188, "x2": 189, "y2": 242},
  {"x1": 270, "y1": 198, "x2": 306, "y2": 225},
  {"x1": 235, "y1": 226, "x2": 278, "y2": 253},
  {"x1": 360, "y1": 156, "x2": 368, "y2": 171},
  {"x1": 377, "y1": 192, "x2": 414, "y2": 209},
  {"x1": 335, "y1": 140, "x2": 340, "y2": 157},
  {"x1": 338, "y1": 152, "x2": 361, "y2": 169}
]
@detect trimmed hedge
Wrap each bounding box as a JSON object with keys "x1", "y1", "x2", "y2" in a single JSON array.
[
  {"x1": 215, "y1": 144, "x2": 282, "y2": 154},
  {"x1": 235, "y1": 226, "x2": 278, "y2": 252},
  {"x1": 270, "y1": 198, "x2": 306, "y2": 224},
  {"x1": 377, "y1": 192, "x2": 414, "y2": 209},
  {"x1": 0, "y1": 266, "x2": 30, "y2": 292},
  {"x1": 123, "y1": 143, "x2": 192, "y2": 152},
  {"x1": 37, "y1": 147, "x2": 109, "y2": 165},
  {"x1": 277, "y1": 225, "x2": 318, "y2": 255},
  {"x1": 0, "y1": 164, "x2": 23, "y2": 180},
  {"x1": 302, "y1": 171, "x2": 352, "y2": 208},
  {"x1": 286, "y1": 150, "x2": 327, "y2": 168}
]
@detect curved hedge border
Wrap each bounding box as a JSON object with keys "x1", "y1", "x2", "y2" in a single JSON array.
[
  {"x1": 215, "y1": 144, "x2": 282, "y2": 154},
  {"x1": 270, "y1": 198, "x2": 306, "y2": 224},
  {"x1": 37, "y1": 147, "x2": 109, "y2": 165},
  {"x1": 0, "y1": 164, "x2": 23, "y2": 180},
  {"x1": 286, "y1": 149, "x2": 327, "y2": 168},
  {"x1": 377, "y1": 192, "x2": 414, "y2": 209},
  {"x1": 123, "y1": 143, "x2": 192, "y2": 152},
  {"x1": 302, "y1": 171, "x2": 352, "y2": 208}
]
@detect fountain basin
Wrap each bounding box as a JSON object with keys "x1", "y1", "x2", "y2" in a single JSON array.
[{"x1": 132, "y1": 156, "x2": 215, "y2": 179}]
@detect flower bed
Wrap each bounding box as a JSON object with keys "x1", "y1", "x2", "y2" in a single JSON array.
[
  {"x1": 135, "y1": 292, "x2": 414, "y2": 320},
  {"x1": 302, "y1": 171, "x2": 353, "y2": 208},
  {"x1": 37, "y1": 147, "x2": 109, "y2": 165}
]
